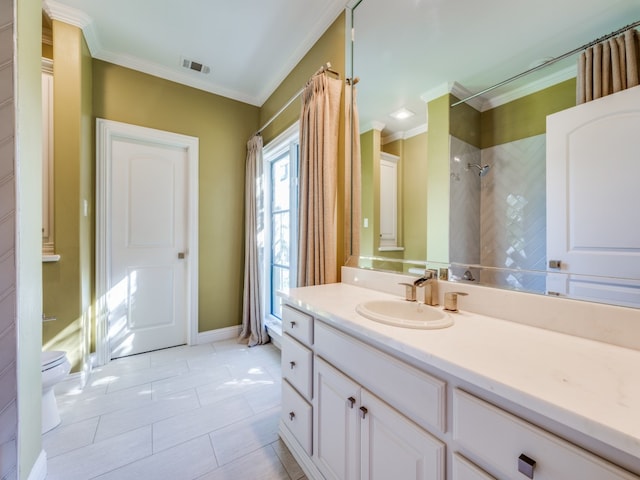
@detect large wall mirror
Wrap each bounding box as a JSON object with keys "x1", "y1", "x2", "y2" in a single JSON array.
[{"x1": 350, "y1": 0, "x2": 640, "y2": 308}]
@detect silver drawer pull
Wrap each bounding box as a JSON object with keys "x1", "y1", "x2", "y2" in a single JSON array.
[
  {"x1": 289, "y1": 361, "x2": 296, "y2": 370},
  {"x1": 289, "y1": 411, "x2": 295, "y2": 421},
  {"x1": 518, "y1": 453, "x2": 536, "y2": 479},
  {"x1": 348, "y1": 396, "x2": 356, "y2": 408},
  {"x1": 359, "y1": 406, "x2": 368, "y2": 419}
]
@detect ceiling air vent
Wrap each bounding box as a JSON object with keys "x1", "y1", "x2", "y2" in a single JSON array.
[{"x1": 181, "y1": 58, "x2": 210, "y2": 74}]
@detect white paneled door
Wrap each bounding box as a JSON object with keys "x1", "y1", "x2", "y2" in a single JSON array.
[
  {"x1": 97, "y1": 119, "x2": 199, "y2": 360},
  {"x1": 546, "y1": 85, "x2": 640, "y2": 307}
]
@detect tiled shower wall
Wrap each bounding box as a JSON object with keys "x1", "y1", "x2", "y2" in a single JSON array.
[
  {"x1": 449, "y1": 136, "x2": 481, "y2": 280},
  {"x1": 0, "y1": 0, "x2": 18, "y2": 477},
  {"x1": 450, "y1": 134, "x2": 547, "y2": 293}
]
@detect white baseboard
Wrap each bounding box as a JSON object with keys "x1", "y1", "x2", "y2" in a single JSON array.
[
  {"x1": 27, "y1": 450, "x2": 47, "y2": 480},
  {"x1": 197, "y1": 325, "x2": 242, "y2": 345},
  {"x1": 279, "y1": 422, "x2": 322, "y2": 480}
]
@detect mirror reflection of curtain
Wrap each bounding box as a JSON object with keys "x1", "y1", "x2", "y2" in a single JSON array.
[
  {"x1": 297, "y1": 72, "x2": 342, "y2": 286},
  {"x1": 240, "y1": 135, "x2": 269, "y2": 346},
  {"x1": 345, "y1": 83, "x2": 361, "y2": 261},
  {"x1": 577, "y1": 28, "x2": 640, "y2": 104}
]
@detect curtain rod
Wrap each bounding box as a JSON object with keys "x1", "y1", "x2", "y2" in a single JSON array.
[
  {"x1": 451, "y1": 19, "x2": 640, "y2": 107},
  {"x1": 254, "y1": 62, "x2": 341, "y2": 137}
]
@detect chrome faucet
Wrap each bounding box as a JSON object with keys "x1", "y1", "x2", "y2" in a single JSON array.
[
  {"x1": 414, "y1": 269, "x2": 439, "y2": 306},
  {"x1": 399, "y1": 269, "x2": 434, "y2": 302}
]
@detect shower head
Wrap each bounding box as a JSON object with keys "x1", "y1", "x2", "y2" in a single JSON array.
[{"x1": 467, "y1": 163, "x2": 491, "y2": 177}]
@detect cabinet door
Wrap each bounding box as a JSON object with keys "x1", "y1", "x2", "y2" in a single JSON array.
[
  {"x1": 361, "y1": 390, "x2": 445, "y2": 480},
  {"x1": 314, "y1": 357, "x2": 360, "y2": 480}
]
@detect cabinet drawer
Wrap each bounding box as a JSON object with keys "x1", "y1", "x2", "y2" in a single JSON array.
[
  {"x1": 282, "y1": 334, "x2": 313, "y2": 400},
  {"x1": 282, "y1": 304, "x2": 313, "y2": 346},
  {"x1": 453, "y1": 389, "x2": 639, "y2": 480},
  {"x1": 282, "y1": 380, "x2": 312, "y2": 456},
  {"x1": 314, "y1": 321, "x2": 446, "y2": 433},
  {"x1": 452, "y1": 454, "x2": 496, "y2": 480}
]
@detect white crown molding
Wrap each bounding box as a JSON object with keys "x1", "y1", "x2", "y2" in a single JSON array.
[
  {"x1": 420, "y1": 82, "x2": 453, "y2": 104},
  {"x1": 419, "y1": 70, "x2": 578, "y2": 113},
  {"x1": 420, "y1": 81, "x2": 485, "y2": 111},
  {"x1": 449, "y1": 82, "x2": 485, "y2": 111},
  {"x1": 381, "y1": 123, "x2": 428, "y2": 145},
  {"x1": 253, "y1": 0, "x2": 348, "y2": 105},
  {"x1": 359, "y1": 121, "x2": 385, "y2": 134},
  {"x1": 44, "y1": 0, "x2": 101, "y2": 55},
  {"x1": 42, "y1": 26, "x2": 53, "y2": 46},
  {"x1": 480, "y1": 64, "x2": 577, "y2": 111},
  {"x1": 94, "y1": 49, "x2": 261, "y2": 106},
  {"x1": 41, "y1": 58, "x2": 53, "y2": 75}
]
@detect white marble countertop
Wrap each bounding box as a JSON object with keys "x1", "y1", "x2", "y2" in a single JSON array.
[{"x1": 280, "y1": 282, "x2": 640, "y2": 462}]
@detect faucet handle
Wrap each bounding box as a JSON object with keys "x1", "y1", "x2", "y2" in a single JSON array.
[
  {"x1": 398, "y1": 282, "x2": 418, "y2": 302},
  {"x1": 444, "y1": 291, "x2": 468, "y2": 312}
]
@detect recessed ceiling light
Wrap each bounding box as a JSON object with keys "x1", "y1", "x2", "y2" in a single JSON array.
[{"x1": 389, "y1": 107, "x2": 415, "y2": 120}]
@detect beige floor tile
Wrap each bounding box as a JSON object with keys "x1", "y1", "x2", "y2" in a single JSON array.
[
  {"x1": 93, "y1": 435, "x2": 218, "y2": 480},
  {"x1": 209, "y1": 406, "x2": 280, "y2": 465},
  {"x1": 196, "y1": 444, "x2": 291, "y2": 480}
]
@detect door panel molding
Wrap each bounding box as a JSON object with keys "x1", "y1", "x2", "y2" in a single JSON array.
[{"x1": 96, "y1": 118, "x2": 199, "y2": 366}]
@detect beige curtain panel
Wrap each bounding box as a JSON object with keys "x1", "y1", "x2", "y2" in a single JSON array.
[
  {"x1": 577, "y1": 28, "x2": 640, "y2": 104},
  {"x1": 297, "y1": 71, "x2": 343, "y2": 287},
  {"x1": 240, "y1": 135, "x2": 269, "y2": 346}
]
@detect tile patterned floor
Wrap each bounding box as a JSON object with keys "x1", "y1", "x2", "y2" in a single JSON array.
[{"x1": 44, "y1": 340, "x2": 305, "y2": 480}]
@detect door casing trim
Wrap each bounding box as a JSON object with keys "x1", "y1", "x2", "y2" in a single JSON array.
[{"x1": 95, "y1": 118, "x2": 199, "y2": 366}]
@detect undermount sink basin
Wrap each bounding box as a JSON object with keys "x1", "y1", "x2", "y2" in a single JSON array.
[{"x1": 355, "y1": 300, "x2": 454, "y2": 329}]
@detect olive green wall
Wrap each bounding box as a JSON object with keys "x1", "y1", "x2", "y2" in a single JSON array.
[
  {"x1": 480, "y1": 79, "x2": 576, "y2": 148},
  {"x1": 450, "y1": 97, "x2": 481, "y2": 147},
  {"x1": 16, "y1": 0, "x2": 44, "y2": 475},
  {"x1": 399, "y1": 132, "x2": 428, "y2": 261},
  {"x1": 43, "y1": 21, "x2": 93, "y2": 372},
  {"x1": 359, "y1": 129, "x2": 380, "y2": 258},
  {"x1": 93, "y1": 60, "x2": 259, "y2": 334},
  {"x1": 359, "y1": 129, "x2": 428, "y2": 267},
  {"x1": 42, "y1": 42, "x2": 53, "y2": 59},
  {"x1": 426, "y1": 95, "x2": 450, "y2": 264}
]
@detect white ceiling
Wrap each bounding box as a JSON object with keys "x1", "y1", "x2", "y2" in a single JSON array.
[
  {"x1": 43, "y1": 0, "x2": 349, "y2": 106},
  {"x1": 43, "y1": 0, "x2": 640, "y2": 133}
]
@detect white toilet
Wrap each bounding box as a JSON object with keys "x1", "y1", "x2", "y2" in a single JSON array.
[{"x1": 41, "y1": 351, "x2": 70, "y2": 434}]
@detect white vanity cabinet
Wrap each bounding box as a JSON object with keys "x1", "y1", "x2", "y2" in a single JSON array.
[
  {"x1": 453, "y1": 389, "x2": 639, "y2": 480},
  {"x1": 280, "y1": 305, "x2": 314, "y2": 457},
  {"x1": 279, "y1": 294, "x2": 640, "y2": 480},
  {"x1": 314, "y1": 357, "x2": 445, "y2": 480},
  {"x1": 313, "y1": 357, "x2": 359, "y2": 480},
  {"x1": 313, "y1": 320, "x2": 446, "y2": 480}
]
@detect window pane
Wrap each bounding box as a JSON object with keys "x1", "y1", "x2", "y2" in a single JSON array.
[
  {"x1": 271, "y1": 266, "x2": 290, "y2": 318},
  {"x1": 272, "y1": 212, "x2": 290, "y2": 266},
  {"x1": 272, "y1": 157, "x2": 290, "y2": 212}
]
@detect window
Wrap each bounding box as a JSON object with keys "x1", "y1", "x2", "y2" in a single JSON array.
[{"x1": 263, "y1": 124, "x2": 299, "y2": 321}]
